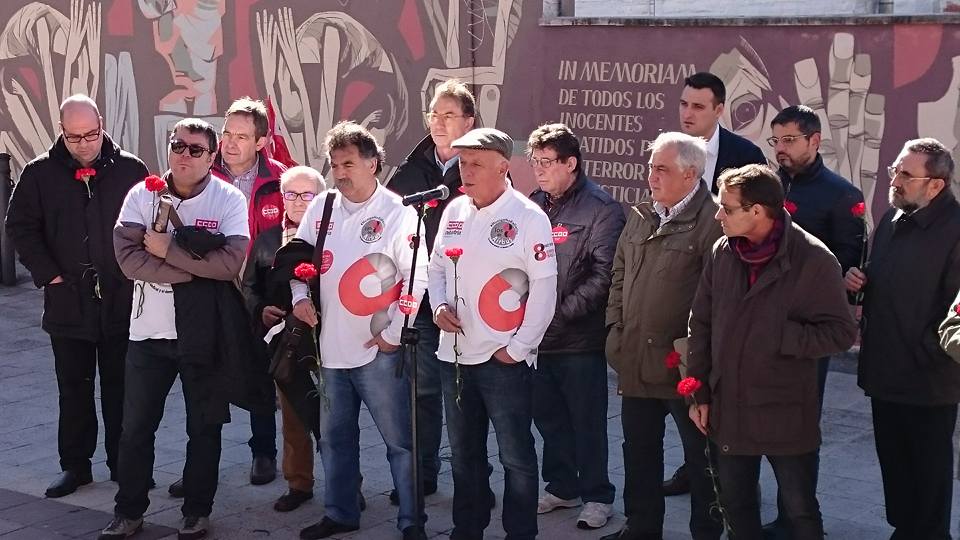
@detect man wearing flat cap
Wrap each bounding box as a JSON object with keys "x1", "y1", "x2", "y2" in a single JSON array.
[{"x1": 428, "y1": 127, "x2": 558, "y2": 540}]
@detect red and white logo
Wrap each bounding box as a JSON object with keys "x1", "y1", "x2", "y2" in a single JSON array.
[
  {"x1": 319, "y1": 250, "x2": 334, "y2": 274},
  {"x1": 398, "y1": 294, "x2": 419, "y2": 315},
  {"x1": 315, "y1": 221, "x2": 335, "y2": 235},
  {"x1": 552, "y1": 225, "x2": 569, "y2": 244},
  {"x1": 478, "y1": 268, "x2": 529, "y2": 332},
  {"x1": 195, "y1": 219, "x2": 219, "y2": 230},
  {"x1": 360, "y1": 217, "x2": 385, "y2": 243},
  {"x1": 445, "y1": 221, "x2": 464, "y2": 236},
  {"x1": 489, "y1": 219, "x2": 518, "y2": 248},
  {"x1": 261, "y1": 204, "x2": 280, "y2": 220},
  {"x1": 338, "y1": 253, "x2": 403, "y2": 335}
]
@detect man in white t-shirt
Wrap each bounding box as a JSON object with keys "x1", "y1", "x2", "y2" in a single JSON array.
[
  {"x1": 290, "y1": 122, "x2": 428, "y2": 540},
  {"x1": 100, "y1": 119, "x2": 249, "y2": 540},
  {"x1": 428, "y1": 128, "x2": 558, "y2": 540}
]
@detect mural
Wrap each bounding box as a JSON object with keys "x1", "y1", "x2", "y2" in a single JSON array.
[{"x1": 1, "y1": 0, "x2": 959, "y2": 224}]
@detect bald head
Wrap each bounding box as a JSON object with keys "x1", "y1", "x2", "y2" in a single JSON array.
[{"x1": 59, "y1": 94, "x2": 103, "y2": 166}]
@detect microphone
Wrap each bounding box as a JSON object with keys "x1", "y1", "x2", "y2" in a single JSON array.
[{"x1": 402, "y1": 184, "x2": 450, "y2": 206}]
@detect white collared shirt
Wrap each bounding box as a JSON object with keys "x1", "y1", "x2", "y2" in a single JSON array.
[{"x1": 703, "y1": 124, "x2": 721, "y2": 187}]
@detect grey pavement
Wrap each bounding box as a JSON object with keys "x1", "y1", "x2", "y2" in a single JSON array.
[{"x1": 1, "y1": 267, "x2": 958, "y2": 539}]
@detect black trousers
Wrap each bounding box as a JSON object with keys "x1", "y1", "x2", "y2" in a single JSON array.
[
  {"x1": 872, "y1": 398, "x2": 957, "y2": 540},
  {"x1": 718, "y1": 452, "x2": 822, "y2": 540},
  {"x1": 115, "y1": 340, "x2": 223, "y2": 519},
  {"x1": 50, "y1": 335, "x2": 127, "y2": 474},
  {"x1": 621, "y1": 397, "x2": 723, "y2": 540}
]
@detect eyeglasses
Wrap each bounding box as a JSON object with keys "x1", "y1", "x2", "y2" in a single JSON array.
[
  {"x1": 170, "y1": 140, "x2": 212, "y2": 158},
  {"x1": 766, "y1": 134, "x2": 812, "y2": 147},
  {"x1": 719, "y1": 203, "x2": 755, "y2": 216},
  {"x1": 282, "y1": 191, "x2": 317, "y2": 202},
  {"x1": 424, "y1": 112, "x2": 468, "y2": 124},
  {"x1": 63, "y1": 128, "x2": 101, "y2": 144},
  {"x1": 527, "y1": 157, "x2": 561, "y2": 168},
  {"x1": 886, "y1": 165, "x2": 933, "y2": 183}
]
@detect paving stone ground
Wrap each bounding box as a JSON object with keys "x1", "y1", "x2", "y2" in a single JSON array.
[{"x1": 1, "y1": 267, "x2": 959, "y2": 539}]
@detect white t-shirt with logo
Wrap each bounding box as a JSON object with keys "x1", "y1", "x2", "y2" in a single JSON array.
[
  {"x1": 293, "y1": 184, "x2": 428, "y2": 369},
  {"x1": 117, "y1": 177, "x2": 249, "y2": 341},
  {"x1": 428, "y1": 186, "x2": 558, "y2": 365}
]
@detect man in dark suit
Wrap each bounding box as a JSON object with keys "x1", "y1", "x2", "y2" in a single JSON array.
[
  {"x1": 679, "y1": 72, "x2": 768, "y2": 194},
  {"x1": 664, "y1": 71, "x2": 767, "y2": 496}
]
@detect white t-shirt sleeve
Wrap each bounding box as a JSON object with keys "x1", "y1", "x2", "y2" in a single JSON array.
[
  {"x1": 220, "y1": 188, "x2": 251, "y2": 238},
  {"x1": 505, "y1": 211, "x2": 559, "y2": 364},
  {"x1": 117, "y1": 185, "x2": 148, "y2": 227},
  {"x1": 381, "y1": 207, "x2": 429, "y2": 346},
  {"x1": 524, "y1": 210, "x2": 559, "y2": 281},
  {"x1": 427, "y1": 207, "x2": 451, "y2": 314}
]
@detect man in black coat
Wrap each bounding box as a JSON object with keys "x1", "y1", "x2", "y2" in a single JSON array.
[
  {"x1": 668, "y1": 71, "x2": 767, "y2": 496},
  {"x1": 6, "y1": 94, "x2": 147, "y2": 498},
  {"x1": 845, "y1": 138, "x2": 960, "y2": 540},
  {"x1": 526, "y1": 123, "x2": 624, "y2": 530}
]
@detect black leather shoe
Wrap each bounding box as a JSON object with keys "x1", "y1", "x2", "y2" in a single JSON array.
[
  {"x1": 390, "y1": 480, "x2": 438, "y2": 505},
  {"x1": 169, "y1": 478, "x2": 184, "y2": 498},
  {"x1": 45, "y1": 470, "x2": 93, "y2": 498},
  {"x1": 762, "y1": 518, "x2": 791, "y2": 540},
  {"x1": 299, "y1": 516, "x2": 359, "y2": 539},
  {"x1": 402, "y1": 526, "x2": 428, "y2": 540},
  {"x1": 662, "y1": 463, "x2": 690, "y2": 496},
  {"x1": 250, "y1": 456, "x2": 277, "y2": 485},
  {"x1": 274, "y1": 489, "x2": 313, "y2": 512}
]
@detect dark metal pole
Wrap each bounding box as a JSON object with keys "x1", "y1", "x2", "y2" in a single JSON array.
[{"x1": 0, "y1": 154, "x2": 15, "y2": 286}]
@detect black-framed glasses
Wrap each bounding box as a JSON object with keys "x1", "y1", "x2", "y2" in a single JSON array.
[
  {"x1": 424, "y1": 112, "x2": 468, "y2": 124},
  {"x1": 282, "y1": 191, "x2": 317, "y2": 202},
  {"x1": 170, "y1": 140, "x2": 212, "y2": 158},
  {"x1": 886, "y1": 165, "x2": 933, "y2": 183},
  {"x1": 63, "y1": 127, "x2": 101, "y2": 143},
  {"x1": 766, "y1": 133, "x2": 812, "y2": 147},
  {"x1": 528, "y1": 156, "x2": 561, "y2": 168}
]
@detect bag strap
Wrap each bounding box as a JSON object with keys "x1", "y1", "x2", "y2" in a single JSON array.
[{"x1": 311, "y1": 191, "x2": 336, "y2": 268}]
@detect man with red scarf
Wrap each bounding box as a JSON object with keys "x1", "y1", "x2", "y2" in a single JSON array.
[{"x1": 686, "y1": 164, "x2": 857, "y2": 540}]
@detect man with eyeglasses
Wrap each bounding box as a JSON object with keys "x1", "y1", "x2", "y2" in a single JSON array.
[
  {"x1": 845, "y1": 138, "x2": 960, "y2": 540},
  {"x1": 764, "y1": 105, "x2": 864, "y2": 538},
  {"x1": 385, "y1": 79, "x2": 491, "y2": 507},
  {"x1": 6, "y1": 94, "x2": 148, "y2": 498},
  {"x1": 687, "y1": 164, "x2": 857, "y2": 540},
  {"x1": 102, "y1": 118, "x2": 253, "y2": 540},
  {"x1": 601, "y1": 132, "x2": 722, "y2": 540},
  {"x1": 524, "y1": 123, "x2": 623, "y2": 531}
]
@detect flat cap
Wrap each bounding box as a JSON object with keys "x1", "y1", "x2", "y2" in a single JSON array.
[{"x1": 451, "y1": 128, "x2": 513, "y2": 160}]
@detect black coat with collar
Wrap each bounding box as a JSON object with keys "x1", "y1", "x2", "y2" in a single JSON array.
[
  {"x1": 6, "y1": 133, "x2": 148, "y2": 340},
  {"x1": 858, "y1": 189, "x2": 960, "y2": 405},
  {"x1": 711, "y1": 126, "x2": 768, "y2": 192},
  {"x1": 778, "y1": 154, "x2": 865, "y2": 274}
]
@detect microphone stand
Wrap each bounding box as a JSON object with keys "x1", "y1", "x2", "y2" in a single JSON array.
[{"x1": 396, "y1": 201, "x2": 426, "y2": 532}]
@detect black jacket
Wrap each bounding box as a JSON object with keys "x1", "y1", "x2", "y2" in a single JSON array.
[
  {"x1": 529, "y1": 172, "x2": 626, "y2": 353},
  {"x1": 858, "y1": 189, "x2": 960, "y2": 405},
  {"x1": 779, "y1": 154, "x2": 865, "y2": 273},
  {"x1": 386, "y1": 135, "x2": 464, "y2": 254},
  {"x1": 711, "y1": 126, "x2": 768, "y2": 192},
  {"x1": 6, "y1": 133, "x2": 147, "y2": 340}
]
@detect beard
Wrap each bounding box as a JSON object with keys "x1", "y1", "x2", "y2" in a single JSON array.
[{"x1": 889, "y1": 187, "x2": 919, "y2": 214}]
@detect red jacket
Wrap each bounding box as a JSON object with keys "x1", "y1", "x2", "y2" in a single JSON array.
[{"x1": 211, "y1": 149, "x2": 286, "y2": 245}]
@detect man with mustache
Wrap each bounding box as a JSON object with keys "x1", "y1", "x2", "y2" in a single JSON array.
[{"x1": 845, "y1": 138, "x2": 960, "y2": 540}]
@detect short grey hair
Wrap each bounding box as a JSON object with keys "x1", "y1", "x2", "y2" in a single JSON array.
[
  {"x1": 280, "y1": 165, "x2": 326, "y2": 193},
  {"x1": 904, "y1": 138, "x2": 954, "y2": 183},
  {"x1": 650, "y1": 132, "x2": 707, "y2": 179}
]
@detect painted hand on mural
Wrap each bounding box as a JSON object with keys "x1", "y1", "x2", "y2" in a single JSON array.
[
  {"x1": 711, "y1": 33, "x2": 885, "y2": 225},
  {"x1": 917, "y1": 55, "x2": 960, "y2": 197},
  {"x1": 0, "y1": 1, "x2": 103, "y2": 172}
]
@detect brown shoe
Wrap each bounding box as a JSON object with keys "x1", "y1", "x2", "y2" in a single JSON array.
[{"x1": 274, "y1": 489, "x2": 313, "y2": 512}]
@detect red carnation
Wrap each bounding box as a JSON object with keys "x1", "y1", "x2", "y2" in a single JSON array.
[
  {"x1": 144, "y1": 175, "x2": 166, "y2": 192},
  {"x1": 851, "y1": 202, "x2": 866, "y2": 218},
  {"x1": 955, "y1": 303, "x2": 960, "y2": 316},
  {"x1": 294, "y1": 262, "x2": 319, "y2": 281},
  {"x1": 445, "y1": 246, "x2": 464, "y2": 264},
  {"x1": 676, "y1": 377, "x2": 702, "y2": 397},
  {"x1": 74, "y1": 168, "x2": 96, "y2": 180},
  {"x1": 426, "y1": 199, "x2": 439, "y2": 209},
  {"x1": 664, "y1": 350, "x2": 682, "y2": 369},
  {"x1": 784, "y1": 200, "x2": 798, "y2": 215}
]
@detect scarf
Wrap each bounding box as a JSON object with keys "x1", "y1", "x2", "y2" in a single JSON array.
[
  {"x1": 731, "y1": 218, "x2": 785, "y2": 286},
  {"x1": 282, "y1": 215, "x2": 299, "y2": 247}
]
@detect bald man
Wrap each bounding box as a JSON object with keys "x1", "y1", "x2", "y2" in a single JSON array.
[{"x1": 6, "y1": 94, "x2": 149, "y2": 498}]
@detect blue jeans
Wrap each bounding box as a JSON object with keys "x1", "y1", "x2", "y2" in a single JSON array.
[
  {"x1": 413, "y1": 306, "x2": 443, "y2": 485},
  {"x1": 533, "y1": 352, "x2": 615, "y2": 504},
  {"x1": 441, "y1": 359, "x2": 538, "y2": 540},
  {"x1": 319, "y1": 349, "x2": 419, "y2": 531}
]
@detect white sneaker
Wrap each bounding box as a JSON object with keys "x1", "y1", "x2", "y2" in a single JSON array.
[
  {"x1": 576, "y1": 502, "x2": 612, "y2": 529},
  {"x1": 537, "y1": 493, "x2": 582, "y2": 514}
]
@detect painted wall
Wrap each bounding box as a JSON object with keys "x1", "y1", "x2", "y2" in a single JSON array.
[{"x1": 0, "y1": 0, "x2": 958, "y2": 226}]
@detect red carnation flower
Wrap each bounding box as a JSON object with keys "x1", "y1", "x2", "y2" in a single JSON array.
[
  {"x1": 664, "y1": 350, "x2": 682, "y2": 369},
  {"x1": 676, "y1": 377, "x2": 702, "y2": 397},
  {"x1": 851, "y1": 202, "x2": 866, "y2": 218},
  {"x1": 426, "y1": 199, "x2": 439, "y2": 209},
  {"x1": 784, "y1": 200, "x2": 798, "y2": 215},
  {"x1": 74, "y1": 168, "x2": 96, "y2": 180},
  {"x1": 144, "y1": 175, "x2": 166, "y2": 192},
  {"x1": 955, "y1": 303, "x2": 960, "y2": 316},
  {"x1": 445, "y1": 246, "x2": 464, "y2": 264},
  {"x1": 294, "y1": 262, "x2": 319, "y2": 281}
]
